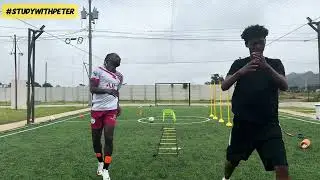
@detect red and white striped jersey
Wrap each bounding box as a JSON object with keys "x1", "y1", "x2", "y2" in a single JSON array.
[{"x1": 90, "y1": 66, "x2": 123, "y2": 111}]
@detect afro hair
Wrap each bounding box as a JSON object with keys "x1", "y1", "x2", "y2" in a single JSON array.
[
  {"x1": 241, "y1": 25, "x2": 269, "y2": 44},
  {"x1": 104, "y1": 53, "x2": 120, "y2": 63}
]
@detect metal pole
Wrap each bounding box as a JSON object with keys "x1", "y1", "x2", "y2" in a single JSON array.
[
  {"x1": 32, "y1": 32, "x2": 36, "y2": 123},
  {"x1": 14, "y1": 34, "x2": 17, "y2": 110},
  {"x1": 188, "y1": 83, "x2": 191, "y2": 106},
  {"x1": 18, "y1": 53, "x2": 22, "y2": 81},
  {"x1": 317, "y1": 23, "x2": 320, "y2": 88},
  {"x1": 45, "y1": 61, "x2": 47, "y2": 102},
  {"x1": 83, "y1": 61, "x2": 85, "y2": 106},
  {"x1": 169, "y1": 0, "x2": 174, "y2": 63},
  {"x1": 27, "y1": 29, "x2": 31, "y2": 124},
  {"x1": 88, "y1": 0, "x2": 93, "y2": 106},
  {"x1": 307, "y1": 18, "x2": 320, "y2": 88},
  {"x1": 72, "y1": 56, "x2": 74, "y2": 86},
  {"x1": 26, "y1": 26, "x2": 44, "y2": 124},
  {"x1": 155, "y1": 83, "x2": 157, "y2": 106}
]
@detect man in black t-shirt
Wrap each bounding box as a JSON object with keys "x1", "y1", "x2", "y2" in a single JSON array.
[{"x1": 221, "y1": 25, "x2": 290, "y2": 180}]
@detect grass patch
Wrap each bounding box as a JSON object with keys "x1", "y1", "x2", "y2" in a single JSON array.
[
  {"x1": 0, "y1": 106, "x2": 319, "y2": 179},
  {"x1": 0, "y1": 101, "x2": 10, "y2": 106},
  {"x1": 0, "y1": 106, "x2": 87, "y2": 124}
]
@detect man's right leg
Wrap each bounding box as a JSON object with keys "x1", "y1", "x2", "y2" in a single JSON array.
[
  {"x1": 91, "y1": 111, "x2": 104, "y2": 175},
  {"x1": 92, "y1": 128, "x2": 103, "y2": 161},
  {"x1": 224, "y1": 160, "x2": 239, "y2": 179},
  {"x1": 223, "y1": 121, "x2": 255, "y2": 180}
]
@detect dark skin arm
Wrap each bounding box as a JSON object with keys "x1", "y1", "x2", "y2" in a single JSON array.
[
  {"x1": 89, "y1": 78, "x2": 118, "y2": 96},
  {"x1": 117, "y1": 76, "x2": 123, "y2": 117},
  {"x1": 251, "y1": 52, "x2": 288, "y2": 91},
  {"x1": 222, "y1": 54, "x2": 288, "y2": 91},
  {"x1": 221, "y1": 60, "x2": 258, "y2": 91},
  {"x1": 116, "y1": 85, "x2": 121, "y2": 116},
  {"x1": 221, "y1": 73, "x2": 240, "y2": 91},
  {"x1": 117, "y1": 101, "x2": 121, "y2": 117},
  {"x1": 264, "y1": 63, "x2": 288, "y2": 91},
  {"x1": 90, "y1": 78, "x2": 121, "y2": 116}
]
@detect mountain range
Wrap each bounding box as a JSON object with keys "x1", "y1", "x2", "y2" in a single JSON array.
[{"x1": 287, "y1": 71, "x2": 320, "y2": 88}]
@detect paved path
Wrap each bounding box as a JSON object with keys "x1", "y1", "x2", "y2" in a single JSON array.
[
  {"x1": 279, "y1": 109, "x2": 316, "y2": 119},
  {"x1": 0, "y1": 108, "x2": 90, "y2": 132},
  {"x1": 279, "y1": 102, "x2": 320, "y2": 108},
  {"x1": 0, "y1": 104, "x2": 86, "y2": 108}
]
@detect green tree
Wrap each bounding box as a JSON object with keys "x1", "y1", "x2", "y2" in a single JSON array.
[
  {"x1": 43, "y1": 82, "x2": 53, "y2": 87},
  {"x1": 205, "y1": 74, "x2": 224, "y2": 84}
]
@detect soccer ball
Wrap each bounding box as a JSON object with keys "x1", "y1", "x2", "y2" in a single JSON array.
[{"x1": 148, "y1": 117, "x2": 155, "y2": 123}]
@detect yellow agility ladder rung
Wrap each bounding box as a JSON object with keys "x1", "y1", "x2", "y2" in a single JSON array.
[
  {"x1": 162, "y1": 136, "x2": 176, "y2": 138},
  {"x1": 160, "y1": 143, "x2": 177, "y2": 145},
  {"x1": 161, "y1": 139, "x2": 176, "y2": 141},
  {"x1": 158, "y1": 153, "x2": 178, "y2": 155}
]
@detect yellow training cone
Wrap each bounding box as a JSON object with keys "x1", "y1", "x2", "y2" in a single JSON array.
[{"x1": 218, "y1": 81, "x2": 224, "y2": 123}]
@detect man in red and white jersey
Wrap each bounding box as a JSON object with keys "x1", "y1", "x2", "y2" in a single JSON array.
[{"x1": 89, "y1": 53, "x2": 123, "y2": 180}]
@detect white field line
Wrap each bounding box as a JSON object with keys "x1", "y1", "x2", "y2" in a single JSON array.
[
  {"x1": 279, "y1": 115, "x2": 320, "y2": 125},
  {"x1": 2, "y1": 113, "x2": 319, "y2": 139}
]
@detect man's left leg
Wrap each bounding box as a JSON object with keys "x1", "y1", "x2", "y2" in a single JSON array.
[
  {"x1": 275, "y1": 165, "x2": 290, "y2": 180},
  {"x1": 103, "y1": 124, "x2": 115, "y2": 170},
  {"x1": 256, "y1": 123, "x2": 290, "y2": 180},
  {"x1": 273, "y1": 137, "x2": 290, "y2": 180}
]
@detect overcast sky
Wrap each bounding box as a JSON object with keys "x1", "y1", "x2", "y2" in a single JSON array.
[{"x1": 0, "y1": 0, "x2": 319, "y2": 86}]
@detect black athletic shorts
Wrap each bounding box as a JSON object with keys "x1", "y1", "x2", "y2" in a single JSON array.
[{"x1": 226, "y1": 119, "x2": 288, "y2": 171}]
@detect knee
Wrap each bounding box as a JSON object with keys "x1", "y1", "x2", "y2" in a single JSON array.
[
  {"x1": 226, "y1": 160, "x2": 240, "y2": 167},
  {"x1": 275, "y1": 166, "x2": 290, "y2": 180},
  {"x1": 92, "y1": 130, "x2": 102, "y2": 143},
  {"x1": 105, "y1": 136, "x2": 113, "y2": 143}
]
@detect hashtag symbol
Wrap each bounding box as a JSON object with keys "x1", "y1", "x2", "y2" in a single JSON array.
[{"x1": 6, "y1": 8, "x2": 12, "y2": 15}]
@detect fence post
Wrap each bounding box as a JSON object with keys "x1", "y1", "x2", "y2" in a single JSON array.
[
  {"x1": 144, "y1": 85, "x2": 147, "y2": 101},
  {"x1": 63, "y1": 87, "x2": 66, "y2": 103},
  {"x1": 130, "y1": 85, "x2": 133, "y2": 102}
]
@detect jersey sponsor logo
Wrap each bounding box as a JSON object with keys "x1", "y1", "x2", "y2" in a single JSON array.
[
  {"x1": 91, "y1": 118, "x2": 96, "y2": 124},
  {"x1": 93, "y1": 71, "x2": 98, "y2": 76},
  {"x1": 106, "y1": 83, "x2": 117, "y2": 89}
]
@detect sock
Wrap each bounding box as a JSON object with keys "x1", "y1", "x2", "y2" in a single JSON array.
[
  {"x1": 223, "y1": 177, "x2": 229, "y2": 180},
  {"x1": 96, "y1": 153, "x2": 103, "y2": 162},
  {"x1": 104, "y1": 155, "x2": 112, "y2": 169}
]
